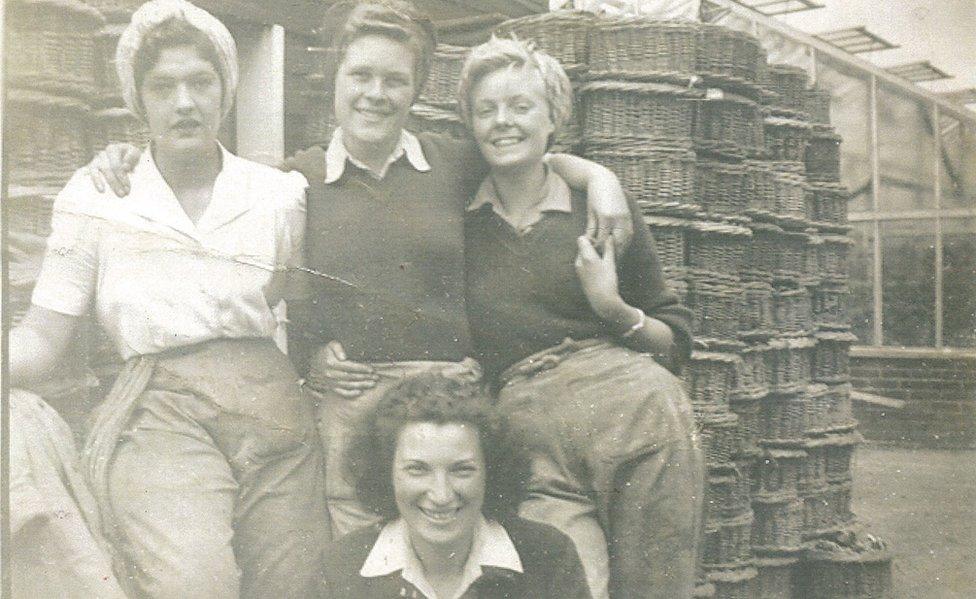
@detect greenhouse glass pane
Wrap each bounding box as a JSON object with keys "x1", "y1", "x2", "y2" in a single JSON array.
[
  {"x1": 942, "y1": 218, "x2": 976, "y2": 348},
  {"x1": 815, "y1": 58, "x2": 871, "y2": 211},
  {"x1": 939, "y1": 115, "x2": 976, "y2": 209},
  {"x1": 848, "y1": 221, "x2": 875, "y2": 345},
  {"x1": 881, "y1": 219, "x2": 936, "y2": 347},
  {"x1": 877, "y1": 84, "x2": 935, "y2": 212}
]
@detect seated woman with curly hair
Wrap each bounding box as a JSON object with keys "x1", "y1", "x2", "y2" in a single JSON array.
[{"x1": 321, "y1": 372, "x2": 591, "y2": 598}]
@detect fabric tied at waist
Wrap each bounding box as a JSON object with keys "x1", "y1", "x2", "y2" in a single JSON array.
[{"x1": 499, "y1": 337, "x2": 610, "y2": 385}]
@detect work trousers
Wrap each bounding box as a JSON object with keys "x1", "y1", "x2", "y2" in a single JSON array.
[
  {"x1": 498, "y1": 339, "x2": 705, "y2": 599},
  {"x1": 312, "y1": 357, "x2": 482, "y2": 537},
  {"x1": 86, "y1": 339, "x2": 329, "y2": 599}
]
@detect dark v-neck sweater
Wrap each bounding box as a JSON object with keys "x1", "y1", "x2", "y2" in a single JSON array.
[
  {"x1": 464, "y1": 186, "x2": 693, "y2": 380},
  {"x1": 289, "y1": 132, "x2": 486, "y2": 365}
]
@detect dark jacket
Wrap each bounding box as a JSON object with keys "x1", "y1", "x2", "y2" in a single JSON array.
[{"x1": 320, "y1": 517, "x2": 592, "y2": 598}]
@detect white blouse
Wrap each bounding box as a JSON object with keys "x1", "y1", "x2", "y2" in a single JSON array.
[{"x1": 32, "y1": 145, "x2": 307, "y2": 360}]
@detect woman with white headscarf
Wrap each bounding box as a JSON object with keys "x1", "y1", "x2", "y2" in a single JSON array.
[{"x1": 8, "y1": 1, "x2": 328, "y2": 596}]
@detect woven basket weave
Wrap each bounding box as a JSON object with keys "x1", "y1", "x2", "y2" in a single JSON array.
[
  {"x1": 407, "y1": 103, "x2": 469, "y2": 140},
  {"x1": 729, "y1": 395, "x2": 761, "y2": 456},
  {"x1": 753, "y1": 555, "x2": 798, "y2": 599},
  {"x1": 587, "y1": 18, "x2": 697, "y2": 84},
  {"x1": 812, "y1": 282, "x2": 850, "y2": 330},
  {"x1": 739, "y1": 282, "x2": 776, "y2": 340},
  {"x1": 764, "y1": 116, "x2": 811, "y2": 162},
  {"x1": 6, "y1": 0, "x2": 104, "y2": 98},
  {"x1": 588, "y1": 146, "x2": 698, "y2": 210},
  {"x1": 743, "y1": 160, "x2": 776, "y2": 219},
  {"x1": 705, "y1": 463, "x2": 753, "y2": 520},
  {"x1": 493, "y1": 11, "x2": 592, "y2": 70},
  {"x1": 707, "y1": 566, "x2": 759, "y2": 599},
  {"x1": 801, "y1": 232, "x2": 824, "y2": 287},
  {"x1": 644, "y1": 216, "x2": 689, "y2": 270},
  {"x1": 685, "y1": 351, "x2": 741, "y2": 410},
  {"x1": 813, "y1": 330, "x2": 858, "y2": 384},
  {"x1": 772, "y1": 287, "x2": 813, "y2": 335},
  {"x1": 798, "y1": 439, "x2": 829, "y2": 495},
  {"x1": 822, "y1": 383, "x2": 856, "y2": 433},
  {"x1": 794, "y1": 547, "x2": 892, "y2": 599},
  {"x1": 765, "y1": 64, "x2": 809, "y2": 116},
  {"x1": 581, "y1": 80, "x2": 699, "y2": 146},
  {"x1": 824, "y1": 432, "x2": 861, "y2": 484},
  {"x1": 90, "y1": 107, "x2": 150, "y2": 153},
  {"x1": 702, "y1": 511, "x2": 755, "y2": 567},
  {"x1": 819, "y1": 235, "x2": 853, "y2": 283},
  {"x1": 687, "y1": 221, "x2": 752, "y2": 275},
  {"x1": 6, "y1": 186, "x2": 59, "y2": 238},
  {"x1": 752, "y1": 447, "x2": 805, "y2": 500},
  {"x1": 687, "y1": 272, "x2": 745, "y2": 342},
  {"x1": 419, "y1": 45, "x2": 468, "y2": 108},
  {"x1": 736, "y1": 342, "x2": 770, "y2": 396},
  {"x1": 8, "y1": 89, "x2": 91, "y2": 187},
  {"x1": 752, "y1": 496, "x2": 804, "y2": 552},
  {"x1": 800, "y1": 383, "x2": 832, "y2": 437},
  {"x1": 696, "y1": 161, "x2": 748, "y2": 218},
  {"x1": 759, "y1": 391, "x2": 807, "y2": 444},
  {"x1": 770, "y1": 168, "x2": 808, "y2": 226},
  {"x1": 806, "y1": 125, "x2": 842, "y2": 182},
  {"x1": 807, "y1": 181, "x2": 849, "y2": 229},
  {"x1": 803, "y1": 89, "x2": 832, "y2": 125},
  {"x1": 697, "y1": 24, "x2": 762, "y2": 89},
  {"x1": 698, "y1": 409, "x2": 743, "y2": 466},
  {"x1": 694, "y1": 92, "x2": 764, "y2": 159}
]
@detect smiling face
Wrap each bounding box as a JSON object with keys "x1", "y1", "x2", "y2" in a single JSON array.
[
  {"x1": 393, "y1": 421, "x2": 485, "y2": 557},
  {"x1": 333, "y1": 34, "x2": 417, "y2": 161},
  {"x1": 140, "y1": 44, "x2": 222, "y2": 155},
  {"x1": 469, "y1": 65, "x2": 555, "y2": 173}
]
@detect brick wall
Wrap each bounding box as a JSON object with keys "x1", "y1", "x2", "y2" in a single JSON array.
[{"x1": 850, "y1": 350, "x2": 976, "y2": 448}]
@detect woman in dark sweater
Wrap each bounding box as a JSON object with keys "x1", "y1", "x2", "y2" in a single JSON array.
[
  {"x1": 321, "y1": 372, "x2": 591, "y2": 599},
  {"x1": 457, "y1": 38, "x2": 705, "y2": 599}
]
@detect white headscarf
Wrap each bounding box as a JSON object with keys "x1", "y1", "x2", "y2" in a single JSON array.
[{"x1": 115, "y1": 0, "x2": 238, "y2": 121}]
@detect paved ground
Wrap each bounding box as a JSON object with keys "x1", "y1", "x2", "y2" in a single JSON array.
[{"x1": 852, "y1": 446, "x2": 976, "y2": 599}]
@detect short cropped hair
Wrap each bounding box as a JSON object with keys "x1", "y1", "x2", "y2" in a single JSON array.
[
  {"x1": 458, "y1": 36, "x2": 573, "y2": 140},
  {"x1": 321, "y1": 0, "x2": 436, "y2": 100},
  {"x1": 347, "y1": 372, "x2": 530, "y2": 523}
]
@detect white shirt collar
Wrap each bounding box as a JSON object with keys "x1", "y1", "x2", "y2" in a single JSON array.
[
  {"x1": 127, "y1": 142, "x2": 254, "y2": 240},
  {"x1": 324, "y1": 128, "x2": 431, "y2": 183},
  {"x1": 360, "y1": 517, "x2": 523, "y2": 599},
  {"x1": 467, "y1": 168, "x2": 573, "y2": 233}
]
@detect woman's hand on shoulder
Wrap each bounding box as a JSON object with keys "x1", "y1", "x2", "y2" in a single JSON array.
[
  {"x1": 87, "y1": 143, "x2": 142, "y2": 196},
  {"x1": 306, "y1": 340, "x2": 378, "y2": 398},
  {"x1": 575, "y1": 235, "x2": 625, "y2": 319}
]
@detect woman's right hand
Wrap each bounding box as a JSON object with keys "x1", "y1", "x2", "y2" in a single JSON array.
[
  {"x1": 306, "y1": 341, "x2": 378, "y2": 398},
  {"x1": 88, "y1": 143, "x2": 142, "y2": 197}
]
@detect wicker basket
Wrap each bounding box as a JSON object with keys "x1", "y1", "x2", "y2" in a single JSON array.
[
  {"x1": 702, "y1": 511, "x2": 755, "y2": 567},
  {"x1": 407, "y1": 103, "x2": 469, "y2": 140},
  {"x1": 687, "y1": 272, "x2": 745, "y2": 342},
  {"x1": 6, "y1": 0, "x2": 104, "y2": 99},
  {"x1": 801, "y1": 232, "x2": 824, "y2": 287},
  {"x1": 824, "y1": 480, "x2": 855, "y2": 528},
  {"x1": 770, "y1": 168, "x2": 808, "y2": 226},
  {"x1": 589, "y1": 146, "x2": 698, "y2": 210},
  {"x1": 819, "y1": 235, "x2": 853, "y2": 283},
  {"x1": 824, "y1": 432, "x2": 861, "y2": 484},
  {"x1": 753, "y1": 555, "x2": 797, "y2": 599},
  {"x1": 694, "y1": 92, "x2": 764, "y2": 159},
  {"x1": 800, "y1": 487, "x2": 833, "y2": 538},
  {"x1": 813, "y1": 330, "x2": 858, "y2": 384},
  {"x1": 493, "y1": 11, "x2": 592, "y2": 70},
  {"x1": 587, "y1": 18, "x2": 697, "y2": 84},
  {"x1": 743, "y1": 160, "x2": 776, "y2": 219},
  {"x1": 793, "y1": 547, "x2": 892, "y2": 599},
  {"x1": 800, "y1": 383, "x2": 832, "y2": 436},
  {"x1": 696, "y1": 161, "x2": 748, "y2": 218},
  {"x1": 741, "y1": 223, "x2": 785, "y2": 285},
  {"x1": 729, "y1": 394, "x2": 761, "y2": 456},
  {"x1": 705, "y1": 462, "x2": 753, "y2": 521},
  {"x1": 707, "y1": 566, "x2": 759, "y2": 599},
  {"x1": 798, "y1": 439, "x2": 829, "y2": 495},
  {"x1": 807, "y1": 181, "x2": 849, "y2": 229},
  {"x1": 687, "y1": 221, "x2": 752, "y2": 275},
  {"x1": 697, "y1": 25, "x2": 762, "y2": 89},
  {"x1": 7, "y1": 89, "x2": 92, "y2": 187},
  {"x1": 739, "y1": 282, "x2": 776, "y2": 340},
  {"x1": 6, "y1": 186, "x2": 59, "y2": 238},
  {"x1": 806, "y1": 125, "x2": 842, "y2": 182},
  {"x1": 736, "y1": 342, "x2": 770, "y2": 396},
  {"x1": 685, "y1": 351, "x2": 741, "y2": 409},
  {"x1": 418, "y1": 45, "x2": 468, "y2": 107},
  {"x1": 765, "y1": 64, "x2": 809, "y2": 116},
  {"x1": 812, "y1": 281, "x2": 850, "y2": 330},
  {"x1": 90, "y1": 107, "x2": 150, "y2": 153},
  {"x1": 821, "y1": 383, "x2": 856, "y2": 433},
  {"x1": 581, "y1": 80, "x2": 699, "y2": 147},
  {"x1": 759, "y1": 391, "x2": 807, "y2": 444},
  {"x1": 772, "y1": 287, "x2": 813, "y2": 335},
  {"x1": 752, "y1": 496, "x2": 804, "y2": 552},
  {"x1": 766, "y1": 336, "x2": 815, "y2": 394},
  {"x1": 788, "y1": 336, "x2": 816, "y2": 386},
  {"x1": 778, "y1": 230, "x2": 810, "y2": 286},
  {"x1": 752, "y1": 447, "x2": 804, "y2": 500},
  {"x1": 764, "y1": 116, "x2": 811, "y2": 162},
  {"x1": 698, "y1": 409, "x2": 743, "y2": 467},
  {"x1": 803, "y1": 89, "x2": 832, "y2": 125},
  {"x1": 94, "y1": 24, "x2": 126, "y2": 105},
  {"x1": 644, "y1": 215, "x2": 690, "y2": 270}
]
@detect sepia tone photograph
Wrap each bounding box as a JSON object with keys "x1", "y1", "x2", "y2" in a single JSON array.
[{"x1": 1, "y1": 0, "x2": 974, "y2": 597}]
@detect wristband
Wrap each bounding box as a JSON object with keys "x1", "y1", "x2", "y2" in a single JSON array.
[{"x1": 620, "y1": 307, "x2": 646, "y2": 338}]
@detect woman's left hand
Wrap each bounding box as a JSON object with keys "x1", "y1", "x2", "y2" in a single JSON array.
[
  {"x1": 585, "y1": 173, "x2": 633, "y2": 252},
  {"x1": 575, "y1": 235, "x2": 624, "y2": 319}
]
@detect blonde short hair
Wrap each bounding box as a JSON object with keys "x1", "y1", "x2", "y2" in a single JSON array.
[{"x1": 458, "y1": 36, "x2": 572, "y2": 140}]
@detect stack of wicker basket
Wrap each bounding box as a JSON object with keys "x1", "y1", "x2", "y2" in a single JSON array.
[{"x1": 491, "y1": 10, "x2": 889, "y2": 599}]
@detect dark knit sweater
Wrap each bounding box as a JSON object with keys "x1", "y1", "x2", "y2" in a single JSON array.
[
  {"x1": 464, "y1": 185, "x2": 693, "y2": 380},
  {"x1": 319, "y1": 518, "x2": 592, "y2": 599},
  {"x1": 288, "y1": 133, "x2": 486, "y2": 366}
]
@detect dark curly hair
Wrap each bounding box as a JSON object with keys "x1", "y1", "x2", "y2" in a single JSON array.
[{"x1": 347, "y1": 372, "x2": 530, "y2": 523}]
